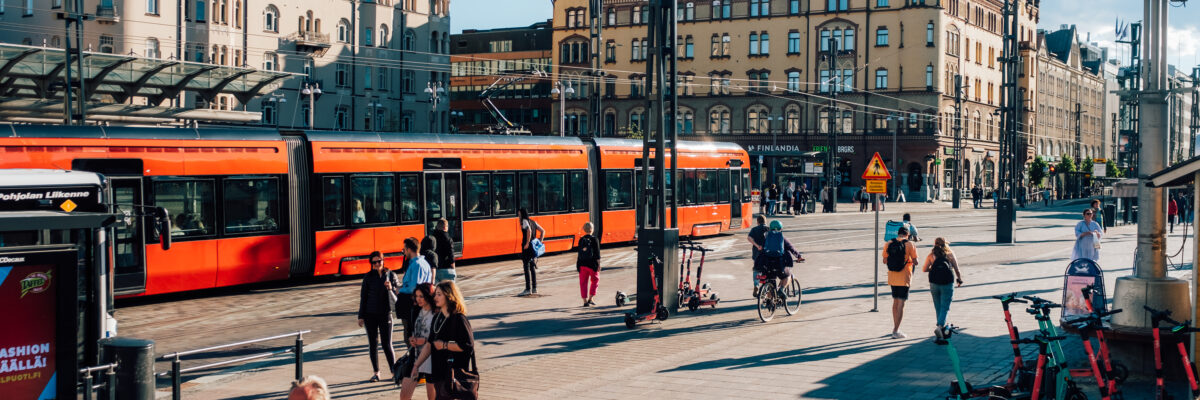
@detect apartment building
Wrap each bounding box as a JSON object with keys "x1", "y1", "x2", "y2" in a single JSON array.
[
  {"x1": 1032, "y1": 26, "x2": 1107, "y2": 167},
  {"x1": 551, "y1": 0, "x2": 1039, "y2": 200},
  {"x1": 450, "y1": 21, "x2": 554, "y2": 134},
  {"x1": 0, "y1": 0, "x2": 450, "y2": 132}
]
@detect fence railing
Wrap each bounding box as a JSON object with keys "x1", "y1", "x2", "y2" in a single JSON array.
[
  {"x1": 79, "y1": 362, "x2": 119, "y2": 400},
  {"x1": 156, "y1": 330, "x2": 310, "y2": 400}
]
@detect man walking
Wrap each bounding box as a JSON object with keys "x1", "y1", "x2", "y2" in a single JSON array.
[
  {"x1": 882, "y1": 226, "x2": 918, "y2": 339},
  {"x1": 746, "y1": 215, "x2": 769, "y2": 296},
  {"x1": 768, "y1": 184, "x2": 780, "y2": 216},
  {"x1": 397, "y1": 237, "x2": 433, "y2": 340},
  {"x1": 970, "y1": 186, "x2": 981, "y2": 209},
  {"x1": 796, "y1": 183, "x2": 810, "y2": 214},
  {"x1": 431, "y1": 219, "x2": 457, "y2": 282},
  {"x1": 858, "y1": 186, "x2": 870, "y2": 213},
  {"x1": 784, "y1": 184, "x2": 795, "y2": 215}
]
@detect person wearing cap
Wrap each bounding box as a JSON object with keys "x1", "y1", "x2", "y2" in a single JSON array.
[{"x1": 753, "y1": 220, "x2": 805, "y2": 297}]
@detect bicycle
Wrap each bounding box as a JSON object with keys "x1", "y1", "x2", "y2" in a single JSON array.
[{"x1": 754, "y1": 257, "x2": 802, "y2": 322}]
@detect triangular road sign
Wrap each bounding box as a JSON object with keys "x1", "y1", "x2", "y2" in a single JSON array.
[{"x1": 861, "y1": 152, "x2": 892, "y2": 180}]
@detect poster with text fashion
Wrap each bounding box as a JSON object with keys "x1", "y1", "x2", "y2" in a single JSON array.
[{"x1": 0, "y1": 261, "x2": 57, "y2": 399}]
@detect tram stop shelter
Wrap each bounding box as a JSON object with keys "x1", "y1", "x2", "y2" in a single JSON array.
[
  {"x1": 1145, "y1": 154, "x2": 1200, "y2": 361},
  {"x1": 0, "y1": 43, "x2": 300, "y2": 124}
]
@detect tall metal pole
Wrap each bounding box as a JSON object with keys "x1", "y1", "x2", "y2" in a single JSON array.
[
  {"x1": 1190, "y1": 67, "x2": 1198, "y2": 158},
  {"x1": 589, "y1": 0, "x2": 603, "y2": 137},
  {"x1": 825, "y1": 37, "x2": 839, "y2": 213},
  {"x1": 953, "y1": 75, "x2": 963, "y2": 209},
  {"x1": 74, "y1": 2, "x2": 86, "y2": 125},
  {"x1": 996, "y1": 0, "x2": 1020, "y2": 242}
]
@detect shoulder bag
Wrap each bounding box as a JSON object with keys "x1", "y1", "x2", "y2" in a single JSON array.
[{"x1": 440, "y1": 351, "x2": 480, "y2": 400}]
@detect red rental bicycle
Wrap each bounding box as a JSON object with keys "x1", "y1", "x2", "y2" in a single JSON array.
[{"x1": 1143, "y1": 306, "x2": 1200, "y2": 400}]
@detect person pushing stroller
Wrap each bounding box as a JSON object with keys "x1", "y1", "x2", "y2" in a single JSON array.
[{"x1": 753, "y1": 220, "x2": 804, "y2": 297}]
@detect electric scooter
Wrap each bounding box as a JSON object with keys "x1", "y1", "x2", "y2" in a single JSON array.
[
  {"x1": 1077, "y1": 285, "x2": 1129, "y2": 386},
  {"x1": 1010, "y1": 334, "x2": 1086, "y2": 400},
  {"x1": 1063, "y1": 308, "x2": 1124, "y2": 400},
  {"x1": 623, "y1": 256, "x2": 669, "y2": 329},
  {"x1": 678, "y1": 242, "x2": 719, "y2": 311},
  {"x1": 993, "y1": 293, "x2": 1035, "y2": 393},
  {"x1": 1021, "y1": 296, "x2": 1087, "y2": 400},
  {"x1": 936, "y1": 324, "x2": 1013, "y2": 400},
  {"x1": 1144, "y1": 306, "x2": 1200, "y2": 400}
]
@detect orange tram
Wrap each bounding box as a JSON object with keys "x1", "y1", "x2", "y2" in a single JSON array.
[{"x1": 0, "y1": 125, "x2": 751, "y2": 297}]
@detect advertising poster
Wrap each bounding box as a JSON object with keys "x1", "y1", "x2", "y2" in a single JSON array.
[
  {"x1": 1062, "y1": 275, "x2": 1095, "y2": 319},
  {"x1": 0, "y1": 257, "x2": 57, "y2": 399}
]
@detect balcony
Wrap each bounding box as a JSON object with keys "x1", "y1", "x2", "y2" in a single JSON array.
[
  {"x1": 95, "y1": 4, "x2": 120, "y2": 23},
  {"x1": 288, "y1": 31, "x2": 331, "y2": 52}
]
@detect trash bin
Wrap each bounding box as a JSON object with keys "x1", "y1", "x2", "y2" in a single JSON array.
[
  {"x1": 1104, "y1": 204, "x2": 1116, "y2": 228},
  {"x1": 100, "y1": 337, "x2": 156, "y2": 400}
]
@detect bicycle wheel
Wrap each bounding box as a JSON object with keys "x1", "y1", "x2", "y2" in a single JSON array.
[
  {"x1": 781, "y1": 278, "x2": 802, "y2": 315},
  {"x1": 757, "y1": 280, "x2": 777, "y2": 322}
]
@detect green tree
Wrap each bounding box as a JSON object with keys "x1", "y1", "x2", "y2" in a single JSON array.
[
  {"x1": 1080, "y1": 158, "x2": 1094, "y2": 175},
  {"x1": 1106, "y1": 160, "x2": 1124, "y2": 178},
  {"x1": 1028, "y1": 156, "x2": 1048, "y2": 188},
  {"x1": 1058, "y1": 154, "x2": 1076, "y2": 173}
]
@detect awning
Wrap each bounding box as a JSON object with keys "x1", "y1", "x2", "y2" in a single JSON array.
[
  {"x1": 1147, "y1": 154, "x2": 1200, "y2": 188},
  {"x1": 1112, "y1": 178, "x2": 1140, "y2": 197}
]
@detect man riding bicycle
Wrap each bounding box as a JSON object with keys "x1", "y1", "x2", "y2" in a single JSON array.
[{"x1": 753, "y1": 220, "x2": 804, "y2": 297}]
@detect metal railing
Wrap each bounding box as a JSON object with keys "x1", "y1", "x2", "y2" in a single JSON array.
[
  {"x1": 156, "y1": 330, "x2": 310, "y2": 400},
  {"x1": 79, "y1": 362, "x2": 119, "y2": 400}
]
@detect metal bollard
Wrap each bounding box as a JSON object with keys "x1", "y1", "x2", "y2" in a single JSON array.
[
  {"x1": 83, "y1": 372, "x2": 94, "y2": 400},
  {"x1": 172, "y1": 355, "x2": 181, "y2": 400},
  {"x1": 105, "y1": 366, "x2": 117, "y2": 400},
  {"x1": 295, "y1": 332, "x2": 304, "y2": 381}
]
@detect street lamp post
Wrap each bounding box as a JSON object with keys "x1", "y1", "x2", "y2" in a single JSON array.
[
  {"x1": 551, "y1": 81, "x2": 575, "y2": 137},
  {"x1": 301, "y1": 82, "x2": 322, "y2": 129},
  {"x1": 425, "y1": 82, "x2": 446, "y2": 133}
]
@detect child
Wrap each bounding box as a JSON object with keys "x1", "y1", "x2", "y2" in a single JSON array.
[{"x1": 576, "y1": 222, "x2": 601, "y2": 306}]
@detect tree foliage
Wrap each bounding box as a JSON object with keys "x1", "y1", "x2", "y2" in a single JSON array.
[
  {"x1": 1029, "y1": 156, "x2": 1048, "y2": 187},
  {"x1": 1106, "y1": 160, "x2": 1124, "y2": 178},
  {"x1": 1080, "y1": 158, "x2": 1094, "y2": 175},
  {"x1": 1058, "y1": 154, "x2": 1076, "y2": 174}
]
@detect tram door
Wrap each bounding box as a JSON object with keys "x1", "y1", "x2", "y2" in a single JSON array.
[
  {"x1": 424, "y1": 171, "x2": 463, "y2": 255},
  {"x1": 110, "y1": 177, "x2": 147, "y2": 293},
  {"x1": 730, "y1": 166, "x2": 744, "y2": 228}
]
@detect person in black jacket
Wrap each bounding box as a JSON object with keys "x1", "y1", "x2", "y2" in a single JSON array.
[
  {"x1": 423, "y1": 281, "x2": 476, "y2": 400},
  {"x1": 431, "y1": 218, "x2": 457, "y2": 282},
  {"x1": 357, "y1": 251, "x2": 401, "y2": 382},
  {"x1": 420, "y1": 236, "x2": 440, "y2": 271},
  {"x1": 575, "y1": 222, "x2": 601, "y2": 307}
]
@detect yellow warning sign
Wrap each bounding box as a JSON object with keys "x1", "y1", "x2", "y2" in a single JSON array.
[
  {"x1": 59, "y1": 199, "x2": 77, "y2": 213},
  {"x1": 865, "y1": 180, "x2": 887, "y2": 194},
  {"x1": 861, "y1": 152, "x2": 892, "y2": 180}
]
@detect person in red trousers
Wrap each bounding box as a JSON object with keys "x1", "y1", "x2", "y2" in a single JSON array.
[{"x1": 576, "y1": 222, "x2": 601, "y2": 307}]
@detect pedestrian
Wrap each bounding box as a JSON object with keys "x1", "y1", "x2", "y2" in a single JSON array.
[
  {"x1": 288, "y1": 376, "x2": 330, "y2": 400},
  {"x1": 858, "y1": 186, "x2": 869, "y2": 212},
  {"x1": 518, "y1": 208, "x2": 545, "y2": 296},
  {"x1": 767, "y1": 184, "x2": 779, "y2": 216},
  {"x1": 796, "y1": 183, "x2": 810, "y2": 214},
  {"x1": 1169, "y1": 194, "x2": 1179, "y2": 233},
  {"x1": 427, "y1": 281, "x2": 478, "y2": 400},
  {"x1": 882, "y1": 226, "x2": 918, "y2": 339},
  {"x1": 896, "y1": 187, "x2": 906, "y2": 202},
  {"x1": 358, "y1": 251, "x2": 401, "y2": 382},
  {"x1": 1090, "y1": 199, "x2": 1107, "y2": 234},
  {"x1": 1071, "y1": 208, "x2": 1103, "y2": 262},
  {"x1": 922, "y1": 238, "x2": 964, "y2": 339},
  {"x1": 746, "y1": 215, "x2": 769, "y2": 295},
  {"x1": 431, "y1": 219, "x2": 457, "y2": 282},
  {"x1": 784, "y1": 184, "x2": 795, "y2": 215},
  {"x1": 420, "y1": 236, "x2": 440, "y2": 271},
  {"x1": 398, "y1": 238, "x2": 434, "y2": 341},
  {"x1": 992, "y1": 189, "x2": 998, "y2": 208},
  {"x1": 759, "y1": 187, "x2": 768, "y2": 215},
  {"x1": 576, "y1": 222, "x2": 601, "y2": 307},
  {"x1": 401, "y1": 283, "x2": 437, "y2": 400},
  {"x1": 819, "y1": 187, "x2": 829, "y2": 213},
  {"x1": 1018, "y1": 186, "x2": 1027, "y2": 208},
  {"x1": 970, "y1": 186, "x2": 980, "y2": 209},
  {"x1": 1044, "y1": 187, "x2": 1051, "y2": 207}
]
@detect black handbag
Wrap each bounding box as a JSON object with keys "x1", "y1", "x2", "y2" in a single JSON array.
[
  {"x1": 392, "y1": 348, "x2": 415, "y2": 386},
  {"x1": 441, "y1": 352, "x2": 480, "y2": 400}
]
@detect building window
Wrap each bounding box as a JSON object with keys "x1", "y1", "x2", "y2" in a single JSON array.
[
  {"x1": 827, "y1": 0, "x2": 847, "y2": 11},
  {"x1": 877, "y1": 0, "x2": 889, "y2": 6},
  {"x1": 147, "y1": 0, "x2": 158, "y2": 14},
  {"x1": 876, "y1": 28, "x2": 889, "y2": 46},
  {"x1": 145, "y1": 38, "x2": 160, "y2": 58},
  {"x1": 820, "y1": 29, "x2": 830, "y2": 51},
  {"x1": 234, "y1": 0, "x2": 242, "y2": 27},
  {"x1": 789, "y1": 0, "x2": 800, "y2": 14},
  {"x1": 927, "y1": 22, "x2": 935, "y2": 46},
  {"x1": 874, "y1": 69, "x2": 888, "y2": 89},
  {"x1": 364, "y1": 27, "x2": 373, "y2": 46},
  {"x1": 722, "y1": 34, "x2": 730, "y2": 56},
  {"x1": 712, "y1": 0, "x2": 730, "y2": 19},
  {"x1": 711, "y1": 34, "x2": 720, "y2": 57},
  {"x1": 760, "y1": 32, "x2": 769, "y2": 55},
  {"x1": 685, "y1": 36, "x2": 694, "y2": 58},
  {"x1": 606, "y1": 8, "x2": 615, "y2": 25},
  {"x1": 263, "y1": 52, "x2": 277, "y2": 71},
  {"x1": 264, "y1": 5, "x2": 277, "y2": 32},
  {"x1": 262, "y1": 103, "x2": 277, "y2": 125},
  {"x1": 404, "y1": 71, "x2": 415, "y2": 92},
  {"x1": 632, "y1": 39, "x2": 642, "y2": 61},
  {"x1": 925, "y1": 65, "x2": 934, "y2": 89},
  {"x1": 750, "y1": 0, "x2": 769, "y2": 17},
  {"x1": 99, "y1": 35, "x2": 115, "y2": 53},
  {"x1": 196, "y1": 0, "x2": 207, "y2": 22},
  {"x1": 605, "y1": 41, "x2": 616, "y2": 62},
  {"x1": 708, "y1": 107, "x2": 731, "y2": 134},
  {"x1": 747, "y1": 107, "x2": 770, "y2": 134},
  {"x1": 338, "y1": 20, "x2": 349, "y2": 42},
  {"x1": 364, "y1": 66, "x2": 372, "y2": 89},
  {"x1": 632, "y1": 6, "x2": 642, "y2": 24},
  {"x1": 786, "y1": 109, "x2": 800, "y2": 133},
  {"x1": 749, "y1": 33, "x2": 759, "y2": 55},
  {"x1": 335, "y1": 63, "x2": 348, "y2": 86},
  {"x1": 787, "y1": 71, "x2": 800, "y2": 92},
  {"x1": 677, "y1": 110, "x2": 695, "y2": 134},
  {"x1": 843, "y1": 28, "x2": 854, "y2": 51},
  {"x1": 788, "y1": 31, "x2": 800, "y2": 54},
  {"x1": 685, "y1": 2, "x2": 695, "y2": 20},
  {"x1": 379, "y1": 25, "x2": 389, "y2": 47}
]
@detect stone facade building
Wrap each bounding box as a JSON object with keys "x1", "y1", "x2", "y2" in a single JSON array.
[
  {"x1": 0, "y1": 0, "x2": 450, "y2": 132},
  {"x1": 1031, "y1": 25, "x2": 1107, "y2": 166},
  {"x1": 551, "y1": 0, "x2": 1039, "y2": 200}
]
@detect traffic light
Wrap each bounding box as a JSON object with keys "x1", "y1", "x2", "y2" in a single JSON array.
[{"x1": 1049, "y1": 166, "x2": 1056, "y2": 175}]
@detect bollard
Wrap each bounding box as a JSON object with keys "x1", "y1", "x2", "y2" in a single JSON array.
[
  {"x1": 172, "y1": 355, "x2": 181, "y2": 400},
  {"x1": 83, "y1": 372, "x2": 94, "y2": 400},
  {"x1": 99, "y1": 337, "x2": 156, "y2": 400},
  {"x1": 295, "y1": 332, "x2": 304, "y2": 380},
  {"x1": 105, "y1": 366, "x2": 117, "y2": 400}
]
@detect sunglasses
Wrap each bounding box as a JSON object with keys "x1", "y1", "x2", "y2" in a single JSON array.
[
  {"x1": 1084, "y1": 212, "x2": 1093, "y2": 216},
  {"x1": 371, "y1": 259, "x2": 384, "y2": 264}
]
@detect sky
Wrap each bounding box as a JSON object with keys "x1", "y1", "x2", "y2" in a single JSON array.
[{"x1": 450, "y1": 0, "x2": 1200, "y2": 68}]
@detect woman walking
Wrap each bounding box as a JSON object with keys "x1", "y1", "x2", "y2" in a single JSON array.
[
  {"x1": 401, "y1": 283, "x2": 437, "y2": 400},
  {"x1": 576, "y1": 222, "x2": 601, "y2": 307},
  {"x1": 518, "y1": 208, "x2": 545, "y2": 296},
  {"x1": 1072, "y1": 208, "x2": 1103, "y2": 261},
  {"x1": 922, "y1": 238, "x2": 963, "y2": 339},
  {"x1": 427, "y1": 281, "x2": 477, "y2": 400},
  {"x1": 1169, "y1": 194, "x2": 1179, "y2": 233},
  {"x1": 357, "y1": 251, "x2": 400, "y2": 382}
]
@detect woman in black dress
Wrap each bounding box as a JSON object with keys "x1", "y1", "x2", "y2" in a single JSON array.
[
  {"x1": 357, "y1": 251, "x2": 400, "y2": 382},
  {"x1": 428, "y1": 281, "x2": 476, "y2": 400}
]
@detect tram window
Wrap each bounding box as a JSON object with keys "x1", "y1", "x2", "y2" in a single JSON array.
[
  {"x1": 322, "y1": 176, "x2": 345, "y2": 228},
  {"x1": 398, "y1": 174, "x2": 421, "y2": 223},
  {"x1": 742, "y1": 170, "x2": 752, "y2": 202},
  {"x1": 718, "y1": 170, "x2": 731, "y2": 203},
  {"x1": 351, "y1": 175, "x2": 396, "y2": 225},
  {"x1": 465, "y1": 174, "x2": 491, "y2": 218},
  {"x1": 604, "y1": 171, "x2": 633, "y2": 210},
  {"x1": 518, "y1": 172, "x2": 535, "y2": 214},
  {"x1": 674, "y1": 171, "x2": 684, "y2": 205},
  {"x1": 223, "y1": 178, "x2": 281, "y2": 234},
  {"x1": 698, "y1": 170, "x2": 718, "y2": 204},
  {"x1": 537, "y1": 172, "x2": 566, "y2": 213},
  {"x1": 492, "y1": 173, "x2": 516, "y2": 216},
  {"x1": 153, "y1": 179, "x2": 215, "y2": 238},
  {"x1": 683, "y1": 170, "x2": 697, "y2": 205},
  {"x1": 569, "y1": 171, "x2": 588, "y2": 212}
]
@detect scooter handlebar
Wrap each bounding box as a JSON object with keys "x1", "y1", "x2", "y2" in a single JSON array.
[{"x1": 992, "y1": 293, "x2": 1028, "y2": 304}]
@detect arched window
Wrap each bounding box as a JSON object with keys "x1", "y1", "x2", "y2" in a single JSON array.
[
  {"x1": 304, "y1": 11, "x2": 313, "y2": 31},
  {"x1": 145, "y1": 37, "x2": 160, "y2": 58},
  {"x1": 337, "y1": 20, "x2": 349, "y2": 42},
  {"x1": 708, "y1": 106, "x2": 731, "y2": 134},
  {"x1": 234, "y1": 1, "x2": 242, "y2": 28},
  {"x1": 746, "y1": 105, "x2": 770, "y2": 134},
  {"x1": 405, "y1": 30, "x2": 415, "y2": 50},
  {"x1": 676, "y1": 108, "x2": 695, "y2": 134},
  {"x1": 314, "y1": 19, "x2": 321, "y2": 33},
  {"x1": 379, "y1": 24, "x2": 389, "y2": 47},
  {"x1": 629, "y1": 108, "x2": 646, "y2": 134},
  {"x1": 785, "y1": 105, "x2": 801, "y2": 134},
  {"x1": 264, "y1": 5, "x2": 278, "y2": 32}
]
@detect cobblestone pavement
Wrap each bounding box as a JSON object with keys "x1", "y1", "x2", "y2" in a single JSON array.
[{"x1": 120, "y1": 199, "x2": 1196, "y2": 399}]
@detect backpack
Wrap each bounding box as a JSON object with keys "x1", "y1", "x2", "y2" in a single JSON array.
[
  {"x1": 886, "y1": 239, "x2": 908, "y2": 272},
  {"x1": 883, "y1": 220, "x2": 906, "y2": 242},
  {"x1": 764, "y1": 231, "x2": 785, "y2": 256},
  {"x1": 928, "y1": 254, "x2": 955, "y2": 284}
]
